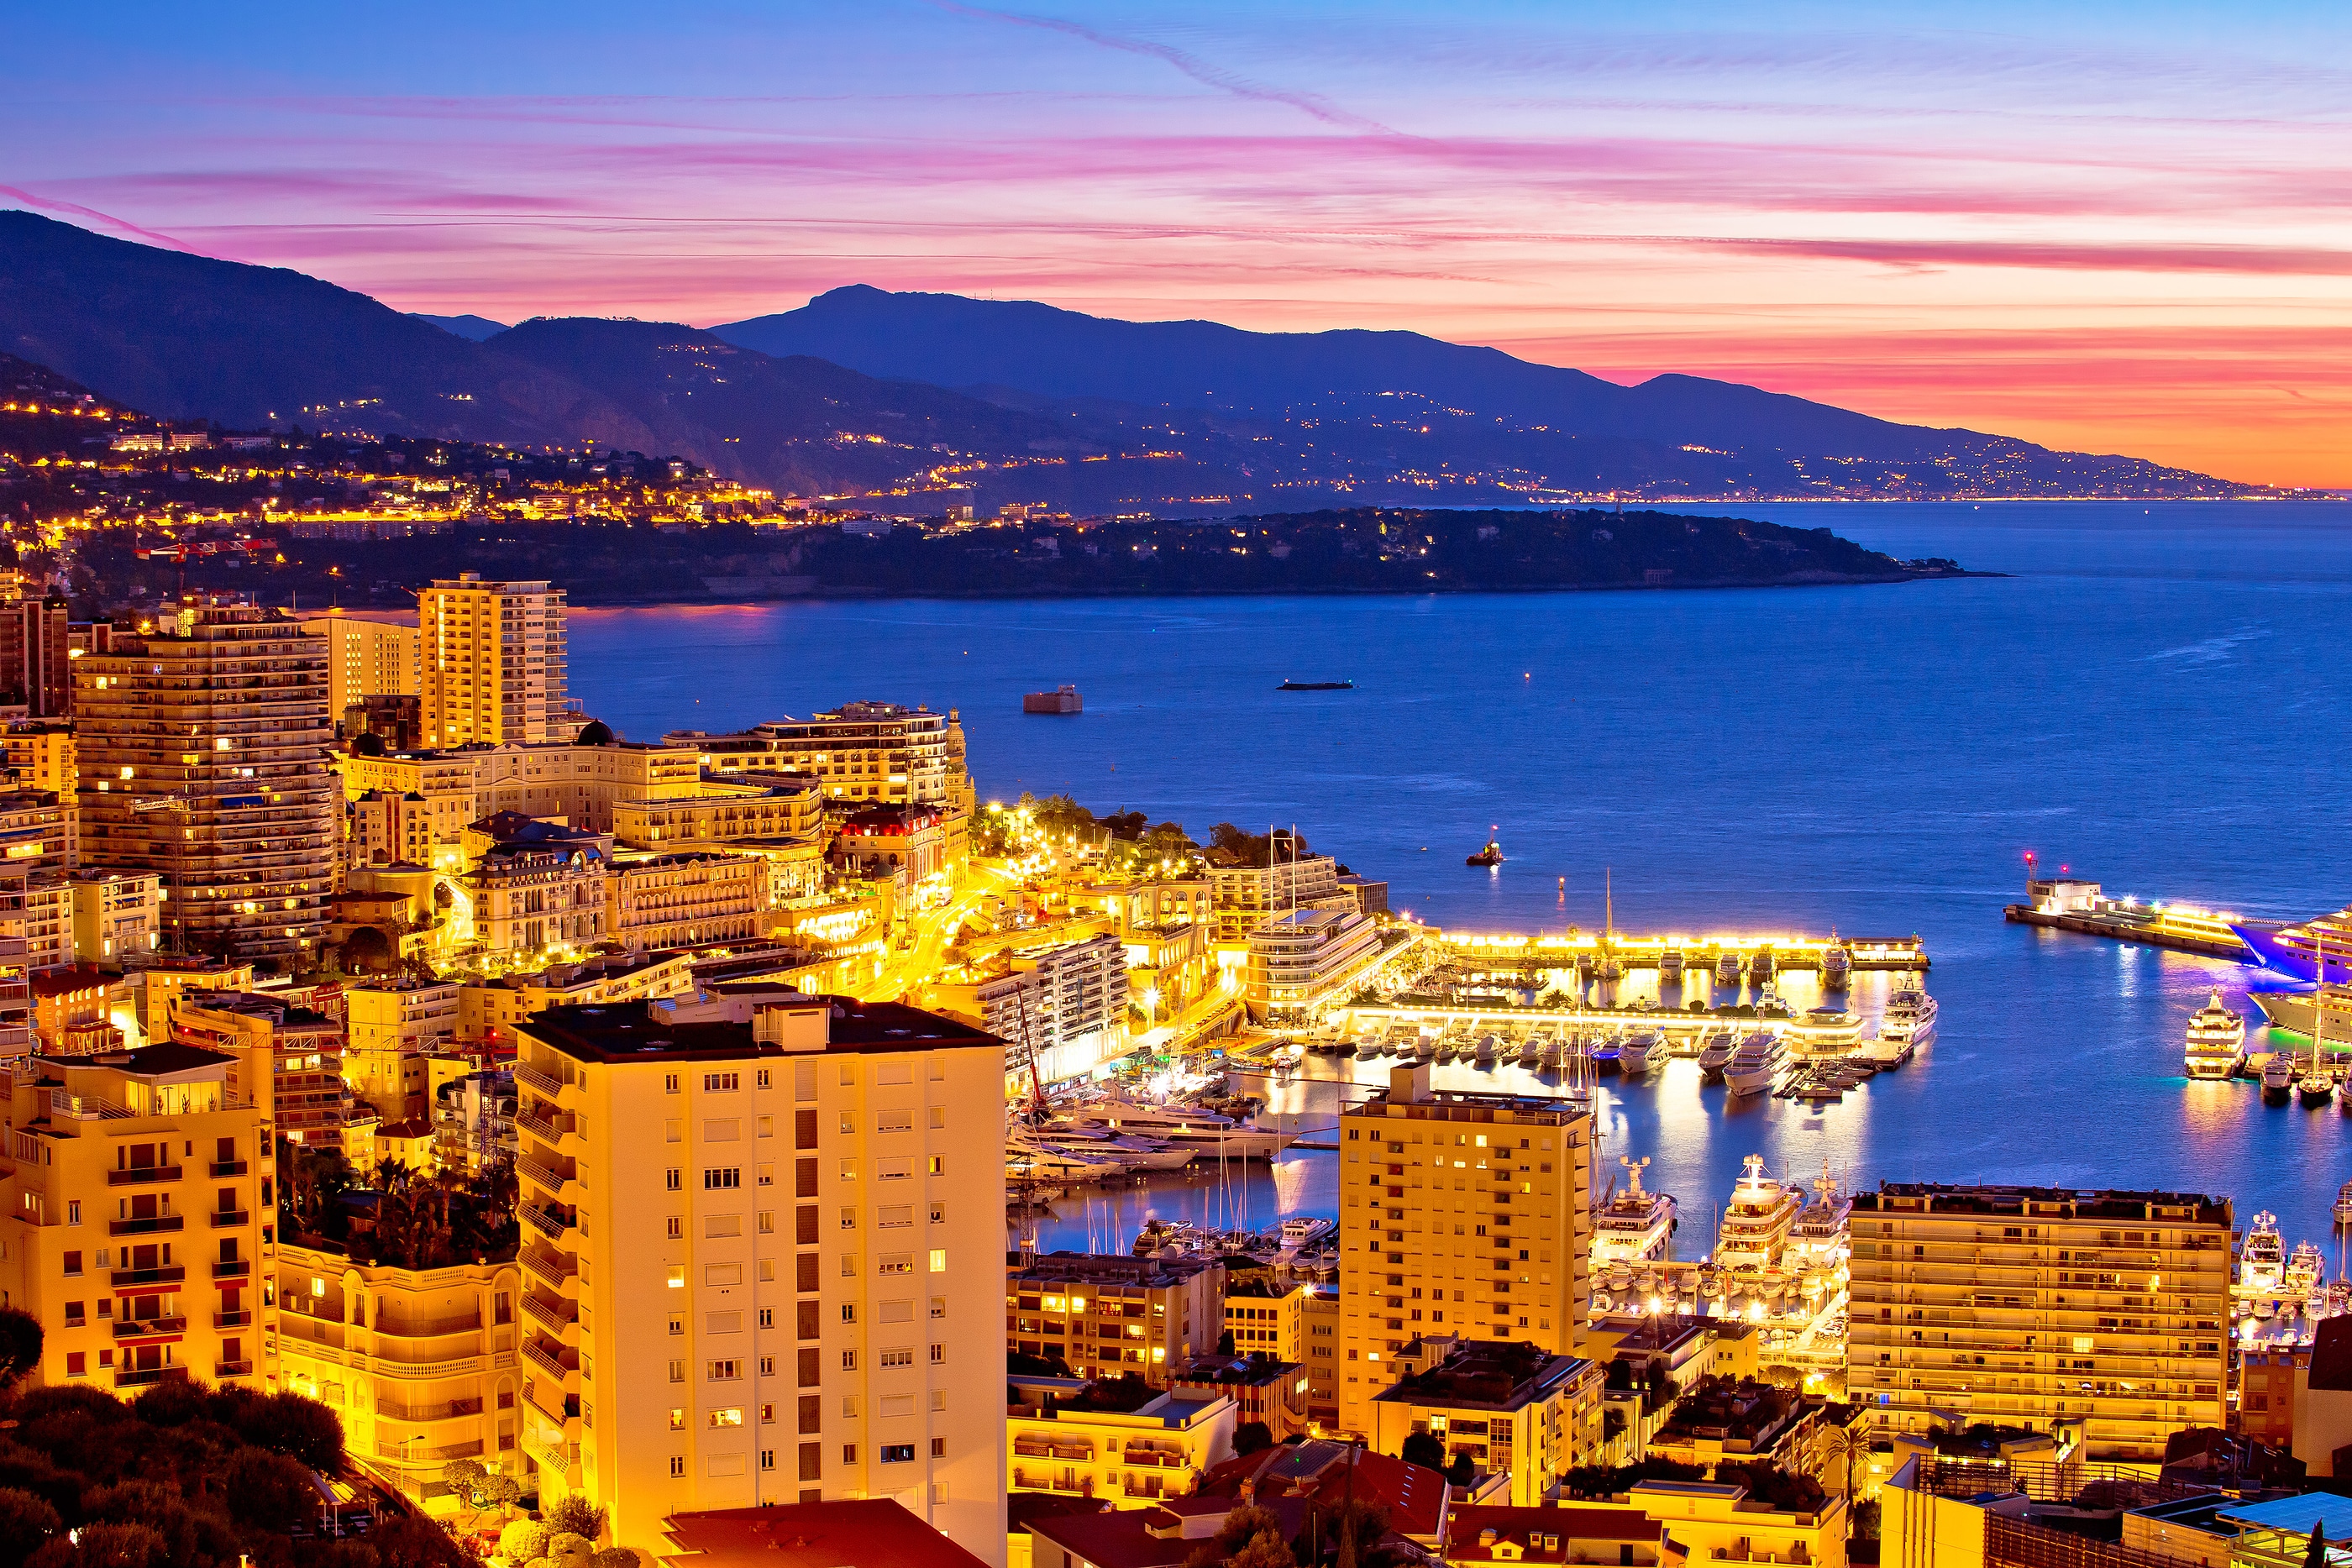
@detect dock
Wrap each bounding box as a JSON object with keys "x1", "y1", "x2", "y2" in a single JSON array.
[
  {"x1": 1439, "y1": 931, "x2": 1928, "y2": 974},
  {"x1": 2002, "y1": 878, "x2": 2265, "y2": 962}
]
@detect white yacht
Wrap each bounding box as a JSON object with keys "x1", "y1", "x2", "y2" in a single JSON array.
[
  {"x1": 1006, "y1": 1135, "x2": 1134, "y2": 1181},
  {"x1": 1788, "y1": 1167, "x2": 1853, "y2": 1272},
  {"x1": 1075, "y1": 1096, "x2": 1289, "y2": 1158},
  {"x1": 1724, "y1": 1031, "x2": 1785, "y2": 1097},
  {"x1": 1517, "y1": 1030, "x2": 1544, "y2": 1067},
  {"x1": 2261, "y1": 1052, "x2": 2296, "y2": 1102},
  {"x1": 2287, "y1": 1240, "x2": 2325, "y2": 1298},
  {"x1": 1791, "y1": 1006, "x2": 1863, "y2": 1053},
  {"x1": 1618, "y1": 1032, "x2": 1661, "y2": 1076},
  {"x1": 1591, "y1": 1156, "x2": 1677, "y2": 1266},
  {"x1": 1749, "y1": 948, "x2": 1777, "y2": 985},
  {"x1": 1025, "y1": 1125, "x2": 1197, "y2": 1171},
  {"x1": 2182, "y1": 990, "x2": 2247, "y2": 1079},
  {"x1": 1474, "y1": 1032, "x2": 1499, "y2": 1067},
  {"x1": 1714, "y1": 952, "x2": 1743, "y2": 987},
  {"x1": 1881, "y1": 984, "x2": 1940, "y2": 1046},
  {"x1": 1821, "y1": 943, "x2": 1852, "y2": 990},
  {"x1": 1659, "y1": 949, "x2": 1685, "y2": 981},
  {"x1": 2240, "y1": 1212, "x2": 2286, "y2": 1294},
  {"x1": 1715, "y1": 1155, "x2": 1803, "y2": 1270},
  {"x1": 1697, "y1": 1030, "x2": 1737, "y2": 1082}
]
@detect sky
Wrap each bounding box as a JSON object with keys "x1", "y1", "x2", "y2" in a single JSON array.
[{"x1": 6, "y1": 2, "x2": 2351, "y2": 486}]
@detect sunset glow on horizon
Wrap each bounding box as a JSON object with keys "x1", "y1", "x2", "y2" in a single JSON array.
[{"x1": 8, "y1": 1, "x2": 2350, "y2": 485}]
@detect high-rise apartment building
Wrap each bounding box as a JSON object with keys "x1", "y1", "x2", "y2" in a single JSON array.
[
  {"x1": 1336, "y1": 1064, "x2": 1592, "y2": 1441},
  {"x1": 343, "y1": 979, "x2": 460, "y2": 1120},
  {"x1": 509, "y1": 990, "x2": 1007, "y2": 1563},
  {"x1": 0, "y1": 1040, "x2": 273, "y2": 1392},
  {"x1": 668, "y1": 703, "x2": 966, "y2": 807},
  {"x1": 299, "y1": 607, "x2": 421, "y2": 717},
  {"x1": 1847, "y1": 1183, "x2": 2233, "y2": 1460},
  {"x1": 975, "y1": 934, "x2": 1130, "y2": 1086},
  {"x1": 173, "y1": 991, "x2": 370, "y2": 1157},
  {"x1": 1004, "y1": 1252, "x2": 1227, "y2": 1382},
  {"x1": 1209, "y1": 853, "x2": 1347, "y2": 941},
  {"x1": 0, "y1": 593, "x2": 71, "y2": 717},
  {"x1": 74, "y1": 601, "x2": 338, "y2": 960},
  {"x1": 419, "y1": 575, "x2": 568, "y2": 747},
  {"x1": 1, "y1": 720, "x2": 75, "y2": 794}
]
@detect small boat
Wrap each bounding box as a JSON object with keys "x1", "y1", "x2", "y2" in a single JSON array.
[
  {"x1": 1588, "y1": 1041, "x2": 1622, "y2": 1076},
  {"x1": 1714, "y1": 952, "x2": 1743, "y2": 987},
  {"x1": 1467, "y1": 829, "x2": 1505, "y2": 868},
  {"x1": 1278, "y1": 679, "x2": 1354, "y2": 691},
  {"x1": 1659, "y1": 949, "x2": 1684, "y2": 981},
  {"x1": 2300, "y1": 1055, "x2": 2336, "y2": 1106},
  {"x1": 1473, "y1": 1033, "x2": 1499, "y2": 1067},
  {"x1": 2182, "y1": 990, "x2": 2246, "y2": 1080},
  {"x1": 1697, "y1": 1030, "x2": 1736, "y2": 1081},
  {"x1": 2261, "y1": 1053, "x2": 2296, "y2": 1103},
  {"x1": 1517, "y1": 1031, "x2": 1544, "y2": 1067}
]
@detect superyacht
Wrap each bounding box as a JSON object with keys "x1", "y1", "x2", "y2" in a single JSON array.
[
  {"x1": 2182, "y1": 990, "x2": 2247, "y2": 1079},
  {"x1": 1724, "y1": 1030, "x2": 1786, "y2": 1097},
  {"x1": 1714, "y1": 1155, "x2": 1804, "y2": 1269},
  {"x1": 1881, "y1": 983, "x2": 1940, "y2": 1046},
  {"x1": 1591, "y1": 1156, "x2": 1678, "y2": 1266}
]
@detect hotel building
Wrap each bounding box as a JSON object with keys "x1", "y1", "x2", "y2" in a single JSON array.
[
  {"x1": 74, "y1": 601, "x2": 339, "y2": 961},
  {"x1": 1847, "y1": 1183, "x2": 2233, "y2": 1460},
  {"x1": 0, "y1": 1041, "x2": 272, "y2": 1392},
  {"x1": 508, "y1": 990, "x2": 1008, "y2": 1563},
  {"x1": 419, "y1": 575, "x2": 569, "y2": 747},
  {"x1": 1336, "y1": 1065, "x2": 1593, "y2": 1441},
  {"x1": 299, "y1": 607, "x2": 422, "y2": 716},
  {"x1": 1209, "y1": 853, "x2": 1347, "y2": 941},
  {"x1": 668, "y1": 702, "x2": 968, "y2": 809},
  {"x1": 1244, "y1": 907, "x2": 1383, "y2": 1023},
  {"x1": 975, "y1": 935, "x2": 1131, "y2": 1087},
  {"x1": 608, "y1": 852, "x2": 769, "y2": 952}
]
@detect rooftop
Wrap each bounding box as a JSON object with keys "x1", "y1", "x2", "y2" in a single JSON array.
[
  {"x1": 658, "y1": 1504, "x2": 993, "y2": 1568},
  {"x1": 1855, "y1": 1183, "x2": 2230, "y2": 1225},
  {"x1": 41, "y1": 1040, "x2": 232, "y2": 1080},
  {"x1": 1010, "y1": 1251, "x2": 1225, "y2": 1289},
  {"x1": 1197, "y1": 1441, "x2": 1450, "y2": 1539},
  {"x1": 1378, "y1": 1340, "x2": 1584, "y2": 1413},
  {"x1": 1446, "y1": 1504, "x2": 1663, "y2": 1561},
  {"x1": 522, "y1": 993, "x2": 997, "y2": 1066}
]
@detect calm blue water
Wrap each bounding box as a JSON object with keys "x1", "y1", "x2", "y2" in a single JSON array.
[{"x1": 570, "y1": 501, "x2": 2352, "y2": 1261}]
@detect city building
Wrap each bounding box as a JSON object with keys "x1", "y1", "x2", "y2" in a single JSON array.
[
  {"x1": 1847, "y1": 1183, "x2": 2233, "y2": 1460},
  {"x1": 69, "y1": 870, "x2": 162, "y2": 966},
  {"x1": 1006, "y1": 1374, "x2": 1236, "y2": 1504},
  {"x1": 0, "y1": 591, "x2": 71, "y2": 717},
  {"x1": 1221, "y1": 1272, "x2": 1315, "y2": 1363},
  {"x1": 419, "y1": 575, "x2": 569, "y2": 747},
  {"x1": 130, "y1": 956, "x2": 255, "y2": 1046},
  {"x1": 344, "y1": 980, "x2": 460, "y2": 1120},
  {"x1": 0, "y1": 1041, "x2": 272, "y2": 1392},
  {"x1": 1168, "y1": 1356, "x2": 1312, "y2": 1445},
  {"x1": 274, "y1": 1241, "x2": 523, "y2": 1503},
  {"x1": 974, "y1": 935, "x2": 1131, "y2": 1087},
  {"x1": 299, "y1": 607, "x2": 421, "y2": 716},
  {"x1": 1209, "y1": 852, "x2": 1345, "y2": 941},
  {"x1": 173, "y1": 991, "x2": 370, "y2": 1157},
  {"x1": 1005, "y1": 1253, "x2": 1228, "y2": 1383},
  {"x1": 615, "y1": 772, "x2": 824, "y2": 852},
  {"x1": 1337, "y1": 1065, "x2": 1593, "y2": 1440},
  {"x1": 349, "y1": 788, "x2": 437, "y2": 869},
  {"x1": 460, "y1": 842, "x2": 607, "y2": 959},
  {"x1": 1243, "y1": 906, "x2": 1384, "y2": 1022},
  {"x1": 609, "y1": 852, "x2": 769, "y2": 952},
  {"x1": 0, "y1": 787, "x2": 75, "y2": 873},
  {"x1": 74, "y1": 601, "x2": 339, "y2": 961},
  {"x1": 659, "y1": 1500, "x2": 997, "y2": 1568},
  {"x1": 24, "y1": 877, "x2": 69, "y2": 971},
  {"x1": 832, "y1": 803, "x2": 953, "y2": 885},
  {"x1": 1364, "y1": 1335, "x2": 1602, "y2": 1504},
  {"x1": 430, "y1": 1065, "x2": 515, "y2": 1175},
  {"x1": 2292, "y1": 1315, "x2": 2352, "y2": 1476},
  {"x1": 2239, "y1": 1338, "x2": 2310, "y2": 1456},
  {"x1": 1302, "y1": 1285, "x2": 1339, "y2": 1429},
  {"x1": 30, "y1": 962, "x2": 115, "y2": 1053},
  {"x1": 1, "y1": 719, "x2": 75, "y2": 794},
  {"x1": 455, "y1": 952, "x2": 705, "y2": 1051},
  {"x1": 507, "y1": 989, "x2": 1008, "y2": 1562},
  {"x1": 1440, "y1": 1505, "x2": 1662, "y2": 1568},
  {"x1": 1626, "y1": 1479, "x2": 1845, "y2": 1568},
  {"x1": 669, "y1": 703, "x2": 968, "y2": 808}
]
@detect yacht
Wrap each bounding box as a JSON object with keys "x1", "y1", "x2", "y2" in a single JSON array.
[
  {"x1": 1715, "y1": 1155, "x2": 1803, "y2": 1269},
  {"x1": 1881, "y1": 984, "x2": 1940, "y2": 1046},
  {"x1": 1075, "y1": 1096, "x2": 1289, "y2": 1158},
  {"x1": 1474, "y1": 1033, "x2": 1499, "y2": 1067},
  {"x1": 1821, "y1": 943, "x2": 1852, "y2": 990},
  {"x1": 1697, "y1": 1030, "x2": 1737, "y2": 1081},
  {"x1": 1618, "y1": 1031, "x2": 1661, "y2": 1076},
  {"x1": 1588, "y1": 1039, "x2": 1623, "y2": 1076},
  {"x1": 2240, "y1": 1212, "x2": 2286, "y2": 1294},
  {"x1": 1724, "y1": 1031, "x2": 1786, "y2": 1097},
  {"x1": 1793, "y1": 1006, "x2": 1862, "y2": 1053},
  {"x1": 1788, "y1": 1167, "x2": 1853, "y2": 1272},
  {"x1": 2261, "y1": 1052, "x2": 2297, "y2": 1103},
  {"x1": 2182, "y1": 990, "x2": 2247, "y2": 1079},
  {"x1": 2334, "y1": 1181, "x2": 2352, "y2": 1228},
  {"x1": 1714, "y1": 952, "x2": 1743, "y2": 987},
  {"x1": 1659, "y1": 949, "x2": 1684, "y2": 981},
  {"x1": 1005, "y1": 1135, "x2": 1134, "y2": 1181},
  {"x1": 2301, "y1": 1054, "x2": 2337, "y2": 1107},
  {"x1": 1517, "y1": 1031, "x2": 1544, "y2": 1067},
  {"x1": 1591, "y1": 1156, "x2": 1677, "y2": 1266},
  {"x1": 1415, "y1": 1031, "x2": 1440, "y2": 1062},
  {"x1": 1277, "y1": 1216, "x2": 1336, "y2": 1253},
  {"x1": 1749, "y1": 948, "x2": 1777, "y2": 985},
  {"x1": 1024, "y1": 1125, "x2": 1197, "y2": 1171},
  {"x1": 2287, "y1": 1240, "x2": 2326, "y2": 1298}
]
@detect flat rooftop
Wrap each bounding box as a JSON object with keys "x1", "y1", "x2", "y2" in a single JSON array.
[
  {"x1": 1856, "y1": 1183, "x2": 2230, "y2": 1225},
  {"x1": 1010, "y1": 1251, "x2": 1222, "y2": 1289},
  {"x1": 523, "y1": 994, "x2": 999, "y2": 1065}
]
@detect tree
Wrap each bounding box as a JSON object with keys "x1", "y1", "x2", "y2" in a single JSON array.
[
  {"x1": 25, "y1": 1523, "x2": 168, "y2": 1568},
  {"x1": 548, "y1": 1533, "x2": 596, "y2": 1568},
  {"x1": 0, "y1": 1488, "x2": 61, "y2": 1568},
  {"x1": 223, "y1": 1448, "x2": 319, "y2": 1534},
  {"x1": 0, "y1": 1307, "x2": 40, "y2": 1389},
  {"x1": 1446, "y1": 1454, "x2": 1474, "y2": 1487},
  {"x1": 1233, "y1": 1421, "x2": 1273, "y2": 1456},
  {"x1": 1852, "y1": 1500, "x2": 1882, "y2": 1542},
  {"x1": 372, "y1": 1513, "x2": 476, "y2": 1568},
  {"x1": 591, "y1": 1551, "x2": 641, "y2": 1568},
  {"x1": 543, "y1": 1495, "x2": 609, "y2": 1541},
  {"x1": 1217, "y1": 1329, "x2": 1237, "y2": 1356},
  {"x1": 500, "y1": 1521, "x2": 554, "y2": 1562},
  {"x1": 1399, "y1": 1431, "x2": 1446, "y2": 1471},
  {"x1": 479, "y1": 1472, "x2": 522, "y2": 1509},
  {"x1": 441, "y1": 1457, "x2": 488, "y2": 1497},
  {"x1": 1231, "y1": 1530, "x2": 1297, "y2": 1568}
]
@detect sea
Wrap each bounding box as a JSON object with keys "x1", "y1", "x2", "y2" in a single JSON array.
[{"x1": 569, "y1": 500, "x2": 2352, "y2": 1265}]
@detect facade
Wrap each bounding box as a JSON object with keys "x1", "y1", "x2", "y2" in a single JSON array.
[
  {"x1": 24, "y1": 877, "x2": 70, "y2": 971},
  {"x1": 1, "y1": 720, "x2": 75, "y2": 795},
  {"x1": 350, "y1": 789, "x2": 437, "y2": 869},
  {"x1": 0, "y1": 788, "x2": 74, "y2": 873},
  {"x1": 1365, "y1": 1335, "x2": 1599, "y2": 1505},
  {"x1": 74, "y1": 601, "x2": 339, "y2": 960},
  {"x1": 1338, "y1": 1065, "x2": 1593, "y2": 1441},
  {"x1": 31, "y1": 962, "x2": 115, "y2": 1054},
  {"x1": 0, "y1": 592, "x2": 71, "y2": 717},
  {"x1": 1630, "y1": 1479, "x2": 1846, "y2": 1568},
  {"x1": 1244, "y1": 906, "x2": 1383, "y2": 1021},
  {"x1": 1302, "y1": 1285, "x2": 1340, "y2": 1429},
  {"x1": 1222, "y1": 1274, "x2": 1315, "y2": 1363},
  {"x1": 455, "y1": 952, "x2": 704, "y2": 1051},
  {"x1": 1005, "y1": 1376, "x2": 1236, "y2": 1505},
  {"x1": 609, "y1": 852, "x2": 769, "y2": 952},
  {"x1": 977, "y1": 935, "x2": 1131, "y2": 1087},
  {"x1": 1169, "y1": 1356, "x2": 1311, "y2": 1445},
  {"x1": 344, "y1": 980, "x2": 460, "y2": 1120},
  {"x1": 1847, "y1": 1183, "x2": 2233, "y2": 1460},
  {"x1": 299, "y1": 608, "x2": 421, "y2": 716},
  {"x1": 508, "y1": 990, "x2": 1008, "y2": 1563},
  {"x1": 462, "y1": 844, "x2": 607, "y2": 958},
  {"x1": 431, "y1": 1066, "x2": 516, "y2": 1176},
  {"x1": 70, "y1": 871, "x2": 162, "y2": 966},
  {"x1": 0, "y1": 1041, "x2": 272, "y2": 1392},
  {"x1": 833, "y1": 803, "x2": 952, "y2": 885},
  {"x1": 419, "y1": 575, "x2": 569, "y2": 747},
  {"x1": 1441, "y1": 1505, "x2": 1663, "y2": 1568},
  {"x1": 615, "y1": 774, "x2": 824, "y2": 851},
  {"x1": 669, "y1": 702, "x2": 965, "y2": 807},
  {"x1": 1210, "y1": 853, "x2": 1344, "y2": 941},
  {"x1": 1005, "y1": 1252, "x2": 1227, "y2": 1383},
  {"x1": 273, "y1": 1241, "x2": 524, "y2": 1501},
  {"x1": 173, "y1": 991, "x2": 370, "y2": 1156}
]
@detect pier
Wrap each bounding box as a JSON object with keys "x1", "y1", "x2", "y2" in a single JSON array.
[
  {"x1": 1437, "y1": 931, "x2": 1928, "y2": 974},
  {"x1": 2002, "y1": 877, "x2": 2262, "y2": 961}
]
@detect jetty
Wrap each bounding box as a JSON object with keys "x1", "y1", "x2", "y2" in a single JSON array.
[{"x1": 2003, "y1": 876, "x2": 2261, "y2": 961}]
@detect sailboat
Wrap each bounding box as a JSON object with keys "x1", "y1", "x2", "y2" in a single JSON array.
[{"x1": 1596, "y1": 869, "x2": 1625, "y2": 983}]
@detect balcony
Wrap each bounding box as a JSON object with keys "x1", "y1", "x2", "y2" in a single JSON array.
[
  {"x1": 113, "y1": 1315, "x2": 189, "y2": 1340},
  {"x1": 113, "y1": 1366, "x2": 188, "y2": 1389},
  {"x1": 376, "y1": 1312, "x2": 482, "y2": 1340},
  {"x1": 375, "y1": 1437, "x2": 485, "y2": 1464},
  {"x1": 521, "y1": 1201, "x2": 578, "y2": 1242},
  {"x1": 520, "y1": 1246, "x2": 577, "y2": 1294},
  {"x1": 211, "y1": 1209, "x2": 250, "y2": 1228},
  {"x1": 513, "y1": 1110, "x2": 570, "y2": 1149},
  {"x1": 521, "y1": 1294, "x2": 579, "y2": 1338},
  {"x1": 215, "y1": 1309, "x2": 253, "y2": 1329},
  {"x1": 109, "y1": 1214, "x2": 185, "y2": 1236},
  {"x1": 1121, "y1": 1450, "x2": 1187, "y2": 1470},
  {"x1": 108, "y1": 1165, "x2": 183, "y2": 1187},
  {"x1": 213, "y1": 1259, "x2": 251, "y2": 1280},
  {"x1": 210, "y1": 1159, "x2": 249, "y2": 1177},
  {"x1": 519, "y1": 1338, "x2": 578, "y2": 1387},
  {"x1": 517, "y1": 1155, "x2": 572, "y2": 1198},
  {"x1": 379, "y1": 1397, "x2": 484, "y2": 1424},
  {"x1": 524, "y1": 1433, "x2": 581, "y2": 1476},
  {"x1": 110, "y1": 1264, "x2": 186, "y2": 1287},
  {"x1": 513, "y1": 1062, "x2": 566, "y2": 1099},
  {"x1": 1013, "y1": 1440, "x2": 1096, "y2": 1461},
  {"x1": 216, "y1": 1361, "x2": 254, "y2": 1379}
]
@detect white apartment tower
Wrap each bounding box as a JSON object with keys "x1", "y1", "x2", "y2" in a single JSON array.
[
  {"x1": 511, "y1": 990, "x2": 1008, "y2": 1565},
  {"x1": 420, "y1": 575, "x2": 568, "y2": 747}
]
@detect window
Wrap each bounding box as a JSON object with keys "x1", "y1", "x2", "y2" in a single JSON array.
[
  {"x1": 664, "y1": 1073, "x2": 680, "y2": 1093},
  {"x1": 669, "y1": 1455, "x2": 685, "y2": 1477},
  {"x1": 669, "y1": 1360, "x2": 685, "y2": 1383},
  {"x1": 704, "y1": 1072, "x2": 738, "y2": 1092},
  {"x1": 930, "y1": 1344, "x2": 945, "y2": 1364},
  {"x1": 842, "y1": 1303, "x2": 858, "y2": 1324},
  {"x1": 667, "y1": 1266, "x2": 685, "y2": 1289},
  {"x1": 839, "y1": 1113, "x2": 856, "y2": 1135},
  {"x1": 927, "y1": 1156, "x2": 945, "y2": 1176},
  {"x1": 930, "y1": 1297, "x2": 947, "y2": 1320},
  {"x1": 759, "y1": 1356, "x2": 775, "y2": 1377},
  {"x1": 707, "y1": 1312, "x2": 743, "y2": 1335},
  {"x1": 758, "y1": 1116, "x2": 774, "y2": 1139},
  {"x1": 708, "y1": 1359, "x2": 741, "y2": 1381},
  {"x1": 757, "y1": 1069, "x2": 772, "y2": 1089},
  {"x1": 706, "y1": 1215, "x2": 743, "y2": 1239},
  {"x1": 759, "y1": 1308, "x2": 775, "y2": 1329},
  {"x1": 842, "y1": 1444, "x2": 858, "y2": 1465},
  {"x1": 841, "y1": 1350, "x2": 857, "y2": 1371},
  {"x1": 65, "y1": 1352, "x2": 85, "y2": 1378},
  {"x1": 875, "y1": 1109, "x2": 913, "y2": 1135},
  {"x1": 666, "y1": 1120, "x2": 682, "y2": 1143},
  {"x1": 795, "y1": 1062, "x2": 816, "y2": 1101},
  {"x1": 709, "y1": 1408, "x2": 744, "y2": 1428},
  {"x1": 879, "y1": 1254, "x2": 913, "y2": 1276},
  {"x1": 840, "y1": 1206, "x2": 857, "y2": 1230},
  {"x1": 760, "y1": 1450, "x2": 776, "y2": 1471},
  {"x1": 667, "y1": 1407, "x2": 688, "y2": 1430},
  {"x1": 666, "y1": 1216, "x2": 684, "y2": 1240},
  {"x1": 665, "y1": 1168, "x2": 682, "y2": 1192},
  {"x1": 61, "y1": 1251, "x2": 81, "y2": 1277},
  {"x1": 929, "y1": 1201, "x2": 946, "y2": 1224},
  {"x1": 66, "y1": 1201, "x2": 80, "y2": 1226},
  {"x1": 880, "y1": 1444, "x2": 915, "y2": 1464},
  {"x1": 759, "y1": 1165, "x2": 774, "y2": 1188},
  {"x1": 879, "y1": 1347, "x2": 914, "y2": 1368},
  {"x1": 704, "y1": 1167, "x2": 741, "y2": 1191},
  {"x1": 669, "y1": 1315, "x2": 685, "y2": 1336},
  {"x1": 838, "y1": 1159, "x2": 858, "y2": 1181},
  {"x1": 931, "y1": 1437, "x2": 948, "y2": 1458},
  {"x1": 928, "y1": 1105, "x2": 946, "y2": 1129}
]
